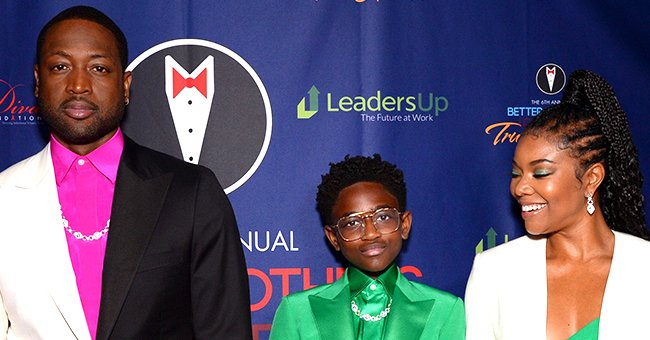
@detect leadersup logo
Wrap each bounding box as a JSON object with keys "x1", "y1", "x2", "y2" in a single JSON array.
[
  {"x1": 297, "y1": 85, "x2": 449, "y2": 122},
  {"x1": 0, "y1": 79, "x2": 41, "y2": 125}
]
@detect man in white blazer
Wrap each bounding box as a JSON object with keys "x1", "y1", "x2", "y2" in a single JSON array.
[{"x1": 0, "y1": 6, "x2": 252, "y2": 339}]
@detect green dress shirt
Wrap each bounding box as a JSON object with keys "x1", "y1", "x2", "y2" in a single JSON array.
[{"x1": 348, "y1": 264, "x2": 399, "y2": 339}]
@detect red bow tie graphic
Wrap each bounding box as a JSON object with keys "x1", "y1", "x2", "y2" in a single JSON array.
[
  {"x1": 547, "y1": 68, "x2": 555, "y2": 75},
  {"x1": 173, "y1": 68, "x2": 208, "y2": 98}
]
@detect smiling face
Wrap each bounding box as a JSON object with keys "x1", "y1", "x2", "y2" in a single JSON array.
[
  {"x1": 324, "y1": 181, "x2": 412, "y2": 278},
  {"x1": 510, "y1": 134, "x2": 597, "y2": 235},
  {"x1": 35, "y1": 19, "x2": 131, "y2": 155}
]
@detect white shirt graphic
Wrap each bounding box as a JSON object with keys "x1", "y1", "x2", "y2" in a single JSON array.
[{"x1": 165, "y1": 55, "x2": 215, "y2": 164}]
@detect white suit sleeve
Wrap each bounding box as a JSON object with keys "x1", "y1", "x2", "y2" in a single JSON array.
[
  {"x1": 465, "y1": 252, "x2": 498, "y2": 340},
  {"x1": 0, "y1": 289, "x2": 8, "y2": 340}
]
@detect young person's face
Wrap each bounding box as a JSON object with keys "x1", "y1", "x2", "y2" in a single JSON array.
[
  {"x1": 325, "y1": 181, "x2": 411, "y2": 278},
  {"x1": 35, "y1": 19, "x2": 131, "y2": 155}
]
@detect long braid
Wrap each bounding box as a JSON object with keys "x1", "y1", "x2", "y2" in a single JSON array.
[
  {"x1": 524, "y1": 70, "x2": 649, "y2": 239},
  {"x1": 563, "y1": 70, "x2": 647, "y2": 238}
]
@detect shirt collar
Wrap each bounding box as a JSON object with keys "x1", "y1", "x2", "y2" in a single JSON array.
[
  {"x1": 348, "y1": 263, "x2": 398, "y2": 298},
  {"x1": 51, "y1": 128, "x2": 125, "y2": 185}
]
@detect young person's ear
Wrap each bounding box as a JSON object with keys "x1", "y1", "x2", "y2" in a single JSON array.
[
  {"x1": 400, "y1": 211, "x2": 412, "y2": 240},
  {"x1": 324, "y1": 225, "x2": 341, "y2": 251}
]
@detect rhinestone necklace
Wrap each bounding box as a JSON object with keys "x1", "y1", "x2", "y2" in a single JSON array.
[
  {"x1": 350, "y1": 298, "x2": 392, "y2": 322},
  {"x1": 61, "y1": 214, "x2": 110, "y2": 241}
]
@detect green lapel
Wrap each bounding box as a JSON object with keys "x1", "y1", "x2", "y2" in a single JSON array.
[
  {"x1": 384, "y1": 273, "x2": 437, "y2": 340},
  {"x1": 309, "y1": 272, "x2": 356, "y2": 339}
]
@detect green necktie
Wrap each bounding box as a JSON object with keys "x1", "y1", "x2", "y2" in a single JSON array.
[{"x1": 353, "y1": 282, "x2": 389, "y2": 340}]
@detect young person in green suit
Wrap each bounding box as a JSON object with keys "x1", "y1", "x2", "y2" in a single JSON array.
[{"x1": 270, "y1": 154, "x2": 465, "y2": 340}]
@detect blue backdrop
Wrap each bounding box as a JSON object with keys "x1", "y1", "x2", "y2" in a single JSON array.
[{"x1": 2, "y1": 1, "x2": 649, "y2": 339}]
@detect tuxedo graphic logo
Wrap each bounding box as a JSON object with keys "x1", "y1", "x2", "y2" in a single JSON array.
[
  {"x1": 123, "y1": 39, "x2": 272, "y2": 193},
  {"x1": 535, "y1": 63, "x2": 566, "y2": 95},
  {"x1": 165, "y1": 55, "x2": 215, "y2": 164}
]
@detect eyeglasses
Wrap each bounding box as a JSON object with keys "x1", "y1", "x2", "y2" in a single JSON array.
[{"x1": 331, "y1": 207, "x2": 402, "y2": 242}]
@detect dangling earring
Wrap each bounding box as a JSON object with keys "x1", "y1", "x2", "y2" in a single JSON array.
[{"x1": 586, "y1": 193, "x2": 595, "y2": 215}]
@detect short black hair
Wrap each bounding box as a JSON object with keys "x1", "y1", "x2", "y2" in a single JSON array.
[
  {"x1": 36, "y1": 5, "x2": 128, "y2": 71},
  {"x1": 316, "y1": 154, "x2": 407, "y2": 226}
]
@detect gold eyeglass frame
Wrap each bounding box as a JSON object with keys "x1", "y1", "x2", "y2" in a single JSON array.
[{"x1": 331, "y1": 207, "x2": 403, "y2": 242}]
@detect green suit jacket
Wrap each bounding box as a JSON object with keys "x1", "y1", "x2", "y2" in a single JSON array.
[{"x1": 269, "y1": 268, "x2": 466, "y2": 339}]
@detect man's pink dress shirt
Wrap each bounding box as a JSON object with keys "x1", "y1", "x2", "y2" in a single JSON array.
[{"x1": 51, "y1": 129, "x2": 124, "y2": 340}]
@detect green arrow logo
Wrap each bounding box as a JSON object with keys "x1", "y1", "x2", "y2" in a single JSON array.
[
  {"x1": 475, "y1": 227, "x2": 509, "y2": 254},
  {"x1": 486, "y1": 227, "x2": 497, "y2": 249},
  {"x1": 297, "y1": 85, "x2": 320, "y2": 119}
]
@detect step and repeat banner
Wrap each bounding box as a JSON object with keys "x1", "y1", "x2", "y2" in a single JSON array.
[{"x1": 2, "y1": 1, "x2": 649, "y2": 339}]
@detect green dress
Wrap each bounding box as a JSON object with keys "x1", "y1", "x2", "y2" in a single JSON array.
[{"x1": 568, "y1": 318, "x2": 599, "y2": 340}]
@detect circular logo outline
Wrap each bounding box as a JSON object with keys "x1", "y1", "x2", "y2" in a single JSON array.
[
  {"x1": 126, "y1": 39, "x2": 272, "y2": 194},
  {"x1": 535, "y1": 63, "x2": 566, "y2": 95}
]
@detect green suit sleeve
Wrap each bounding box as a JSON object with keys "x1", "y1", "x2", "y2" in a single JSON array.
[
  {"x1": 438, "y1": 296, "x2": 466, "y2": 340},
  {"x1": 269, "y1": 296, "x2": 299, "y2": 340}
]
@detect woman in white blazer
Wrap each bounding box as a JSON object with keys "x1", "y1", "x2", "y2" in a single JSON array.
[{"x1": 465, "y1": 70, "x2": 650, "y2": 340}]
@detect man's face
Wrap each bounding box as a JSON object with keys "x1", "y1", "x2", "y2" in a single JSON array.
[{"x1": 35, "y1": 18, "x2": 131, "y2": 154}]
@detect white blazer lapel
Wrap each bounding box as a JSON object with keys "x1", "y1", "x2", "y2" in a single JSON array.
[
  {"x1": 498, "y1": 236, "x2": 547, "y2": 340},
  {"x1": 599, "y1": 231, "x2": 650, "y2": 339},
  {"x1": 13, "y1": 145, "x2": 91, "y2": 340},
  {"x1": 466, "y1": 235, "x2": 548, "y2": 340}
]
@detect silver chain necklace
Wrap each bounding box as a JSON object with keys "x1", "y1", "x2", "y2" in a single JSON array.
[
  {"x1": 61, "y1": 213, "x2": 110, "y2": 241},
  {"x1": 350, "y1": 298, "x2": 392, "y2": 322}
]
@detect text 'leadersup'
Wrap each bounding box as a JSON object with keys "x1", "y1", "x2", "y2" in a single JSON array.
[
  {"x1": 328, "y1": 91, "x2": 448, "y2": 116},
  {"x1": 297, "y1": 86, "x2": 449, "y2": 121}
]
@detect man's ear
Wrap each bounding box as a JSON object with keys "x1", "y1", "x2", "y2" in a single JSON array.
[
  {"x1": 123, "y1": 70, "x2": 132, "y2": 105},
  {"x1": 324, "y1": 225, "x2": 341, "y2": 251},
  {"x1": 34, "y1": 64, "x2": 40, "y2": 98},
  {"x1": 583, "y1": 163, "x2": 605, "y2": 196}
]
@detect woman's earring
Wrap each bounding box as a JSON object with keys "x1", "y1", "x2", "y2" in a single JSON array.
[{"x1": 586, "y1": 193, "x2": 595, "y2": 215}]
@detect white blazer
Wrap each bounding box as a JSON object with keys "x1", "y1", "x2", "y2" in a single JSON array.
[
  {"x1": 465, "y1": 231, "x2": 650, "y2": 340},
  {"x1": 0, "y1": 145, "x2": 91, "y2": 340}
]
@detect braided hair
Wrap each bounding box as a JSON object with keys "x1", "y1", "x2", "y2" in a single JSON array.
[
  {"x1": 316, "y1": 154, "x2": 406, "y2": 226},
  {"x1": 523, "y1": 70, "x2": 649, "y2": 239}
]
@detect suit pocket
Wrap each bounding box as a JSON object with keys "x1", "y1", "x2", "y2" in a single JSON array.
[{"x1": 137, "y1": 249, "x2": 186, "y2": 273}]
